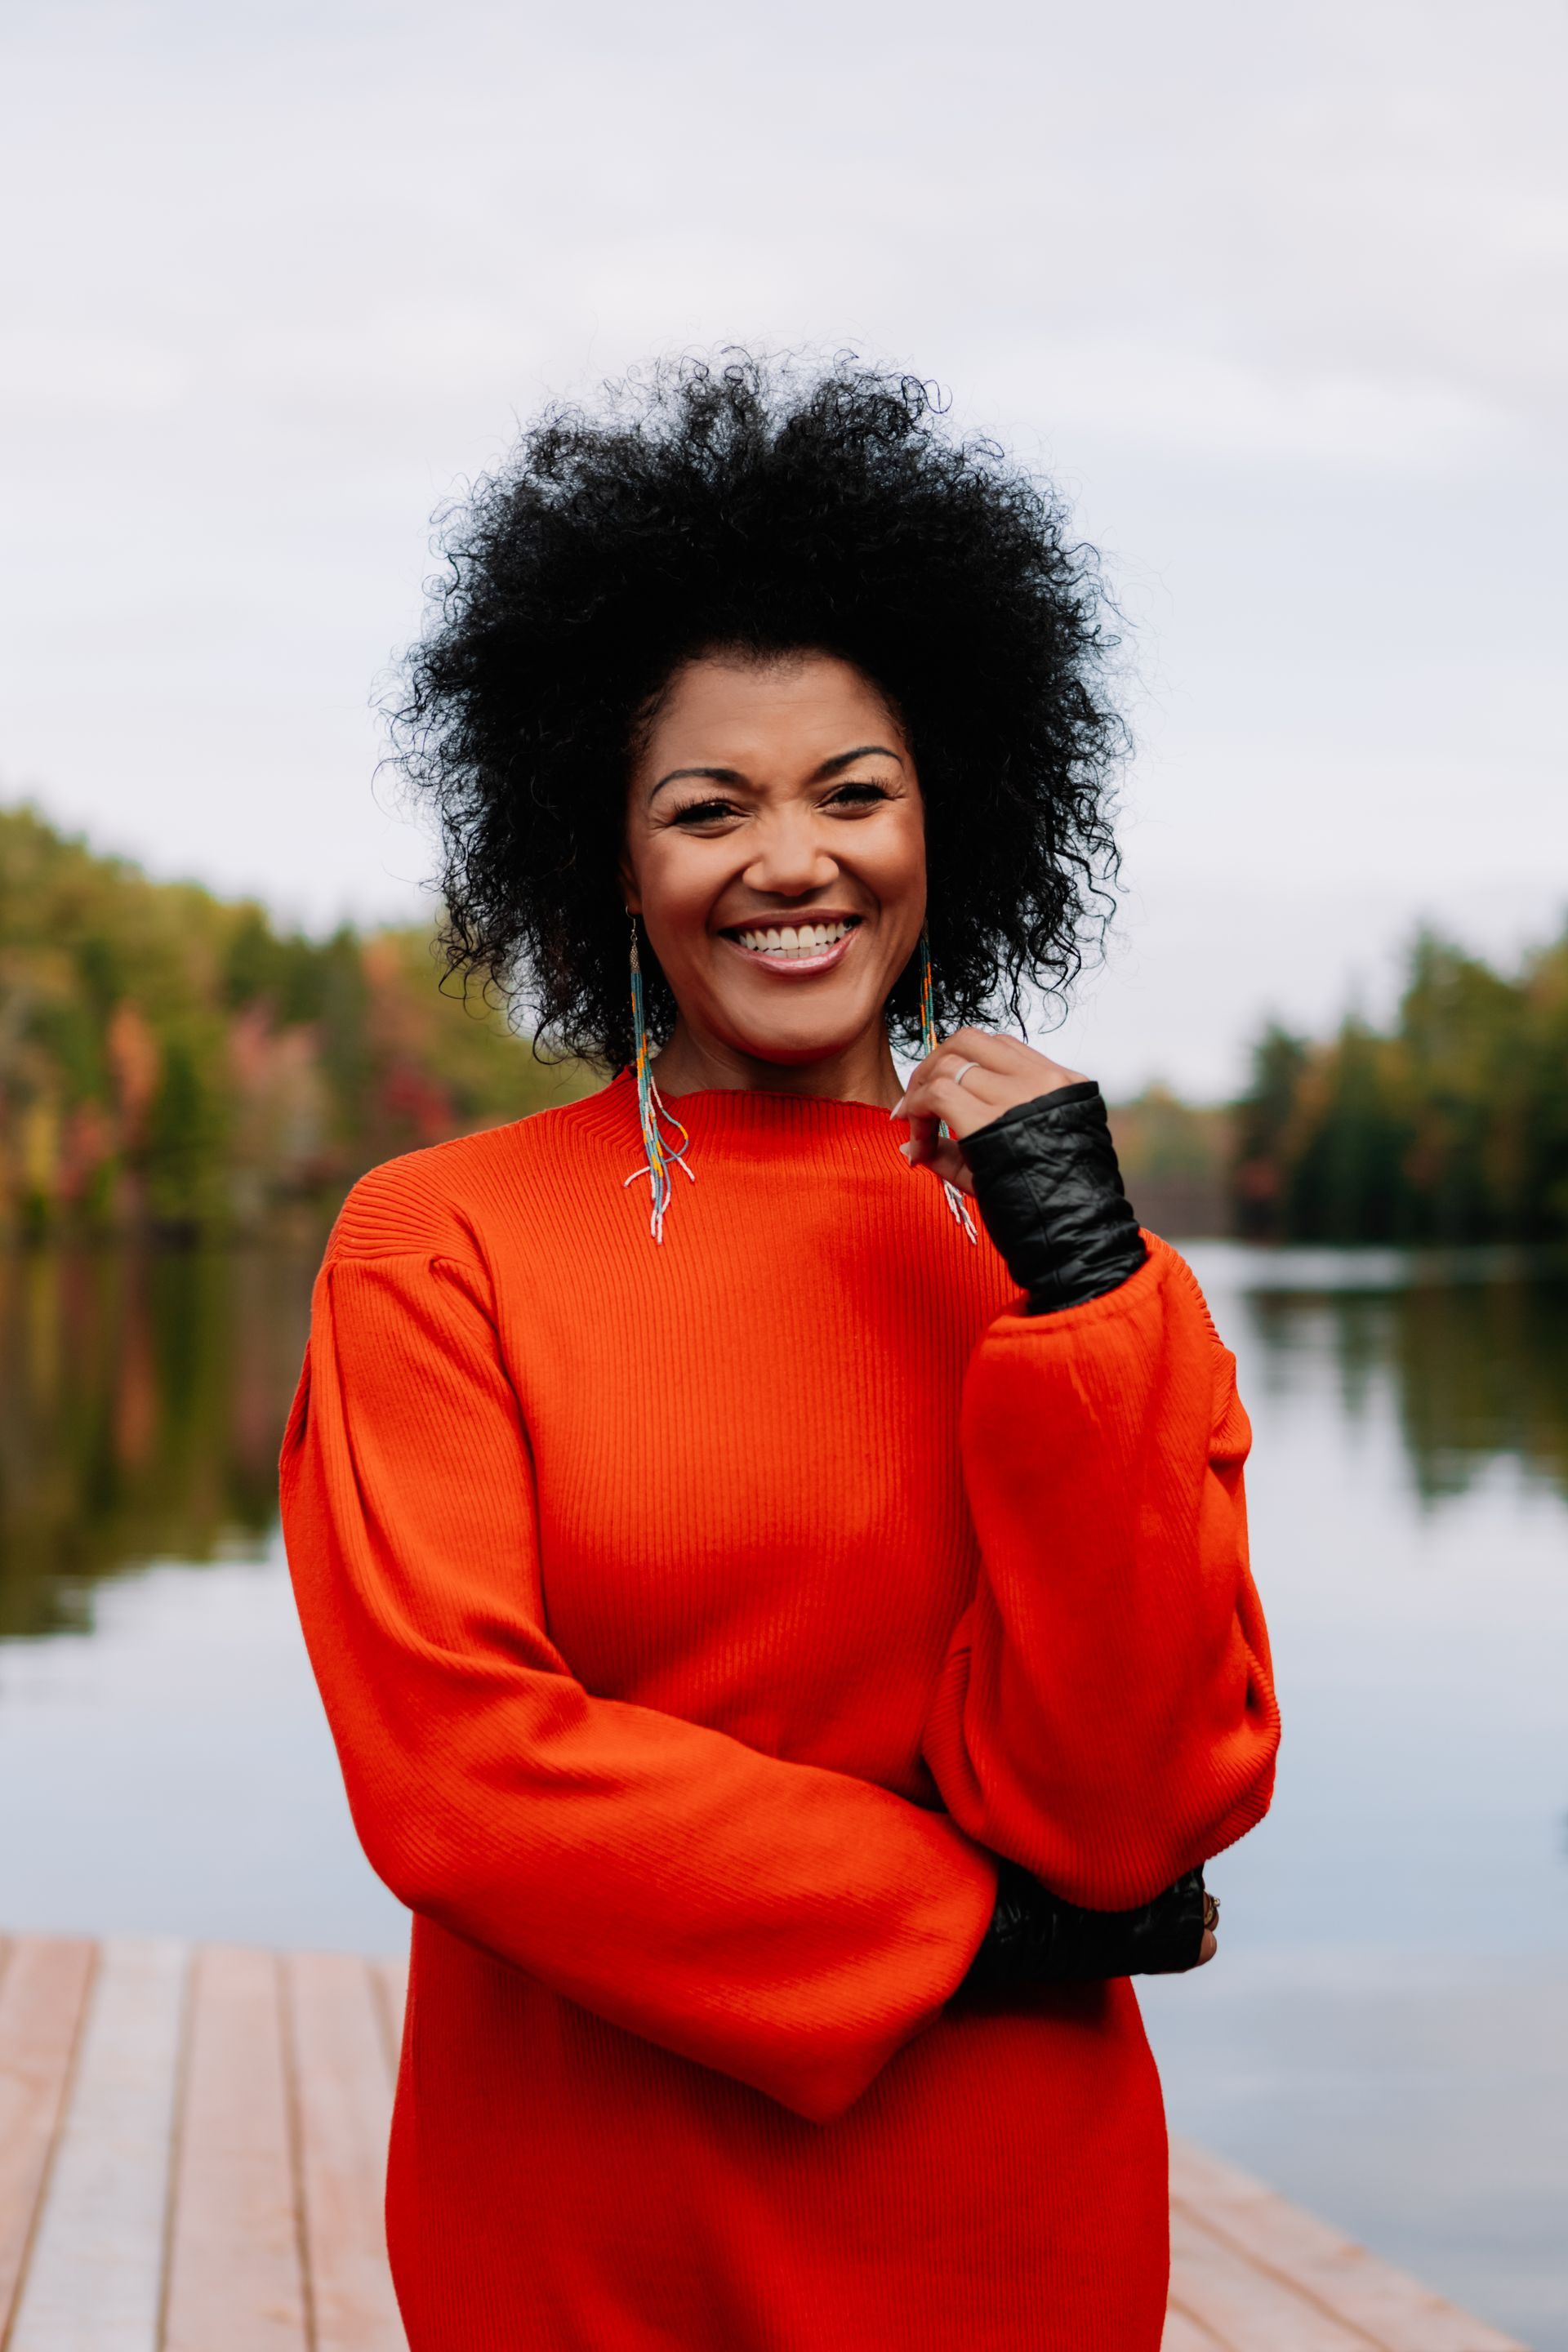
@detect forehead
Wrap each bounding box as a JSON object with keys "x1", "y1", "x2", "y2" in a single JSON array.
[{"x1": 639, "y1": 653, "x2": 905, "y2": 780}]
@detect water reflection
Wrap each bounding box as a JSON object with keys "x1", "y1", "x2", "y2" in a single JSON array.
[
  {"x1": 3, "y1": 1249, "x2": 1566, "y2": 1642},
  {"x1": 0, "y1": 1249, "x2": 314, "y2": 1635},
  {"x1": 1245, "y1": 1268, "x2": 1568, "y2": 1503}
]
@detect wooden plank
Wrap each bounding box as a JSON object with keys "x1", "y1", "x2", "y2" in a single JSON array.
[
  {"x1": 1161, "y1": 2303, "x2": 1233, "y2": 2352},
  {"x1": 285, "y1": 1951, "x2": 405, "y2": 2352},
  {"x1": 0, "y1": 1936, "x2": 96, "y2": 2341},
  {"x1": 369, "y1": 1953, "x2": 408, "y2": 2084},
  {"x1": 1170, "y1": 2140, "x2": 1528, "y2": 2352},
  {"x1": 0, "y1": 1922, "x2": 1531, "y2": 2352},
  {"x1": 7, "y1": 1937, "x2": 187, "y2": 2352},
  {"x1": 375, "y1": 1952, "x2": 408, "y2": 2024},
  {"x1": 1169, "y1": 2203, "x2": 1382, "y2": 2351},
  {"x1": 163, "y1": 1945, "x2": 308, "y2": 2352}
]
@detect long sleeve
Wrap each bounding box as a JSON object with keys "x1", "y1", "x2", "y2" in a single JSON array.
[
  {"x1": 280, "y1": 1239, "x2": 996, "y2": 2125},
  {"x1": 923, "y1": 1236, "x2": 1280, "y2": 1910}
]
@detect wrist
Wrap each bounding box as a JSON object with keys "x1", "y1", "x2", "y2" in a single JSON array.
[
  {"x1": 961, "y1": 1859, "x2": 1212, "y2": 1993},
  {"x1": 961, "y1": 1083, "x2": 1147, "y2": 1313}
]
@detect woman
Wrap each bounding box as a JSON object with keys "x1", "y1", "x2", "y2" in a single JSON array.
[{"x1": 282, "y1": 359, "x2": 1278, "y2": 2352}]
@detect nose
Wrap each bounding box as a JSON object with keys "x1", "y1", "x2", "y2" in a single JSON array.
[{"x1": 740, "y1": 806, "x2": 839, "y2": 901}]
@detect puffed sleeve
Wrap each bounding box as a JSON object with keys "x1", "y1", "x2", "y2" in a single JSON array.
[
  {"x1": 280, "y1": 1232, "x2": 996, "y2": 2124},
  {"x1": 923, "y1": 1236, "x2": 1280, "y2": 1909}
]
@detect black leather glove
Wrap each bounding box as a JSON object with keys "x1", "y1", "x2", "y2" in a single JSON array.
[
  {"x1": 963, "y1": 1858, "x2": 1212, "y2": 1993},
  {"x1": 962, "y1": 1082, "x2": 1146, "y2": 1313}
]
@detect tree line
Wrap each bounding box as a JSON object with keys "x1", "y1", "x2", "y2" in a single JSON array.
[
  {"x1": 4, "y1": 800, "x2": 1564, "y2": 1246},
  {"x1": 0, "y1": 804, "x2": 582, "y2": 1241},
  {"x1": 1232, "y1": 929, "x2": 1568, "y2": 1243}
]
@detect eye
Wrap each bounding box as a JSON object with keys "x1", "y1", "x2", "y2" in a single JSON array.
[
  {"x1": 666, "y1": 797, "x2": 742, "y2": 829},
  {"x1": 825, "y1": 780, "x2": 893, "y2": 811}
]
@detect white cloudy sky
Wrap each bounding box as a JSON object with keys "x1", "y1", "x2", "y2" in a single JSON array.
[{"x1": 2, "y1": 0, "x2": 1564, "y2": 1094}]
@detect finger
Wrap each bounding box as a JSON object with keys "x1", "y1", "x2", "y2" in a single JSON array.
[
  {"x1": 940, "y1": 1027, "x2": 1040, "y2": 1071},
  {"x1": 903, "y1": 1033, "x2": 1087, "y2": 1111},
  {"x1": 900, "y1": 1117, "x2": 955, "y2": 1160},
  {"x1": 900, "y1": 1135, "x2": 974, "y2": 1194},
  {"x1": 901, "y1": 1112, "x2": 941, "y2": 1165},
  {"x1": 913, "y1": 1036, "x2": 1028, "y2": 1093},
  {"x1": 1197, "y1": 1930, "x2": 1218, "y2": 1966},
  {"x1": 903, "y1": 1073, "x2": 1002, "y2": 1139},
  {"x1": 897, "y1": 1061, "x2": 1012, "y2": 1126},
  {"x1": 943, "y1": 1027, "x2": 1085, "y2": 1086}
]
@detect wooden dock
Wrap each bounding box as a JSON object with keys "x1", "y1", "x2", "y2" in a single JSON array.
[{"x1": 0, "y1": 1931, "x2": 1527, "y2": 2350}]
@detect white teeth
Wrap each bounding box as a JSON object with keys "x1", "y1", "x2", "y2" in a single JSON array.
[{"x1": 733, "y1": 919, "x2": 855, "y2": 956}]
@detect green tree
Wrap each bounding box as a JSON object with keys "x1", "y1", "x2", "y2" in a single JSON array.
[{"x1": 1231, "y1": 926, "x2": 1568, "y2": 1244}]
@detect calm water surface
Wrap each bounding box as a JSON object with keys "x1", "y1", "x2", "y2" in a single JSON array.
[{"x1": 2, "y1": 1241, "x2": 1565, "y2": 2343}]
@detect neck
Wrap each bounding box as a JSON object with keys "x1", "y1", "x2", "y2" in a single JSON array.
[{"x1": 650, "y1": 1016, "x2": 903, "y2": 1110}]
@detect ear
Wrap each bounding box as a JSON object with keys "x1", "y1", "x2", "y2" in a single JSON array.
[{"x1": 617, "y1": 849, "x2": 641, "y2": 917}]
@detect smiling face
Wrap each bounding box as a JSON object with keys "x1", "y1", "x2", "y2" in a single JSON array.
[{"x1": 621, "y1": 651, "x2": 928, "y2": 1084}]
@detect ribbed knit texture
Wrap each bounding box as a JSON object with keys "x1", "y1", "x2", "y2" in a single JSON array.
[{"x1": 280, "y1": 1071, "x2": 1279, "y2": 2352}]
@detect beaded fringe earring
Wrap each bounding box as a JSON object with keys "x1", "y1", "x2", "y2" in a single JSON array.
[
  {"x1": 625, "y1": 915, "x2": 695, "y2": 1242},
  {"x1": 918, "y1": 926, "x2": 978, "y2": 1243}
]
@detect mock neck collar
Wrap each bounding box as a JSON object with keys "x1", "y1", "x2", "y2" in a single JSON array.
[{"x1": 575, "y1": 1067, "x2": 912, "y2": 1165}]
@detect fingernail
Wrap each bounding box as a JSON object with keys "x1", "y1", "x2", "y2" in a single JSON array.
[{"x1": 889, "y1": 1095, "x2": 907, "y2": 1119}]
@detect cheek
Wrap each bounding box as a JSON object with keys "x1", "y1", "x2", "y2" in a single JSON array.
[
  {"x1": 871, "y1": 807, "x2": 927, "y2": 910},
  {"x1": 632, "y1": 838, "x2": 720, "y2": 961}
]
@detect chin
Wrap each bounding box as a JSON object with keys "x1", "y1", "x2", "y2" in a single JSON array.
[
  {"x1": 735, "y1": 1034, "x2": 862, "y2": 1069},
  {"x1": 721, "y1": 1008, "x2": 872, "y2": 1067}
]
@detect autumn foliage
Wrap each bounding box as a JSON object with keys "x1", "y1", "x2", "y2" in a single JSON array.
[{"x1": 0, "y1": 805, "x2": 585, "y2": 1238}]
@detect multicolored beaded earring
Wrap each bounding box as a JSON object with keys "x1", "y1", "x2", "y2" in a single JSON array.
[
  {"x1": 918, "y1": 926, "x2": 978, "y2": 1243},
  {"x1": 624, "y1": 914, "x2": 695, "y2": 1242}
]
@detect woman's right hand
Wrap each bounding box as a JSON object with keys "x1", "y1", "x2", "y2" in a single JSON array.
[{"x1": 962, "y1": 1861, "x2": 1217, "y2": 1993}]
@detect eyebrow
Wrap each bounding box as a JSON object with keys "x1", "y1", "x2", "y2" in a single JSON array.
[{"x1": 648, "y1": 744, "x2": 906, "y2": 800}]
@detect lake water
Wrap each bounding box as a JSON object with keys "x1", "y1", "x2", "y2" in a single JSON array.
[{"x1": 2, "y1": 1241, "x2": 1565, "y2": 2345}]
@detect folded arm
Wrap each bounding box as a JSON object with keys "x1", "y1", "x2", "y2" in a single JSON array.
[{"x1": 281, "y1": 1231, "x2": 995, "y2": 2123}]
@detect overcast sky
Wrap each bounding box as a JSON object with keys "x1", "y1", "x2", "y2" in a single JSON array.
[{"x1": 2, "y1": 0, "x2": 1564, "y2": 1094}]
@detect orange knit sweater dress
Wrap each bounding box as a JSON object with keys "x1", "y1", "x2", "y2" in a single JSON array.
[{"x1": 281, "y1": 1074, "x2": 1278, "y2": 2352}]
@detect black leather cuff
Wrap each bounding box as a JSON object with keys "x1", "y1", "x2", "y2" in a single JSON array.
[
  {"x1": 962, "y1": 1082, "x2": 1147, "y2": 1313},
  {"x1": 963, "y1": 1858, "x2": 1209, "y2": 1993}
]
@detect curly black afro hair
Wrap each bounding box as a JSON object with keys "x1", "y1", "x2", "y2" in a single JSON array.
[{"x1": 392, "y1": 355, "x2": 1125, "y2": 1071}]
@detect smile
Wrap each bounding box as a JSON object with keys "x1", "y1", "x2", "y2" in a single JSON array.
[{"x1": 724, "y1": 916, "x2": 862, "y2": 962}]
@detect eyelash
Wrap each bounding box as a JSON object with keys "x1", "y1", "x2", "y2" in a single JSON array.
[
  {"x1": 666, "y1": 781, "x2": 891, "y2": 828},
  {"x1": 667, "y1": 799, "x2": 736, "y2": 827}
]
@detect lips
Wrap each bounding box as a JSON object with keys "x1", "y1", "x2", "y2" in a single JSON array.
[{"x1": 718, "y1": 915, "x2": 865, "y2": 978}]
